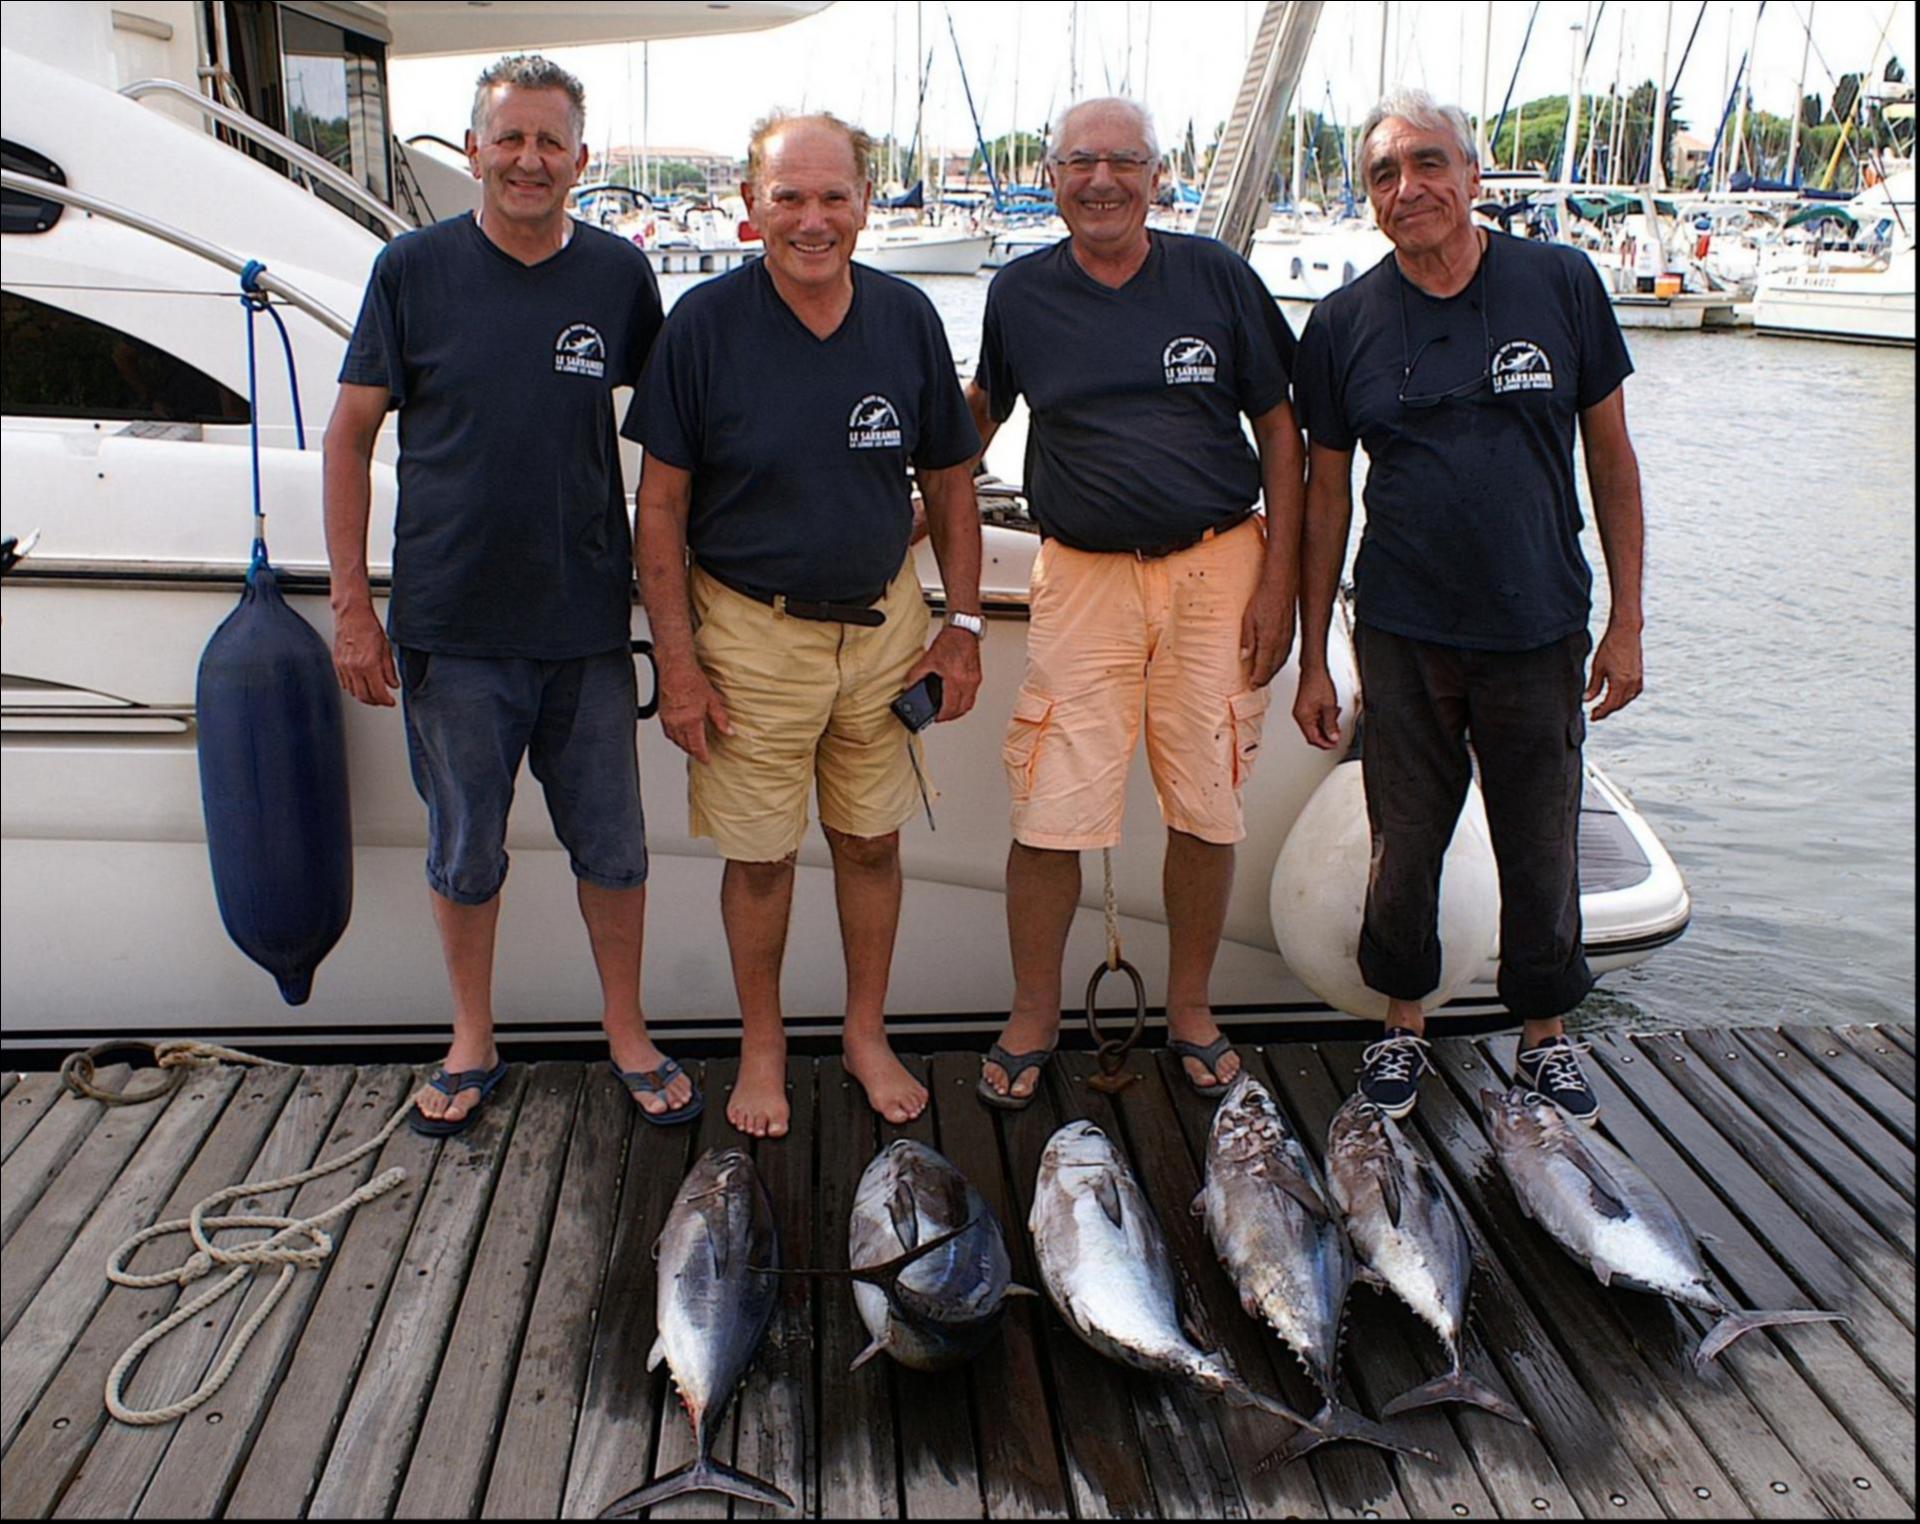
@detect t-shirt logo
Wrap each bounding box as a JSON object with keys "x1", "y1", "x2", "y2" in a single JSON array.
[
  {"x1": 848, "y1": 394, "x2": 903, "y2": 450},
  {"x1": 1491, "y1": 339, "x2": 1553, "y2": 394},
  {"x1": 554, "y1": 323, "x2": 607, "y2": 378},
  {"x1": 1163, "y1": 336, "x2": 1218, "y2": 385}
]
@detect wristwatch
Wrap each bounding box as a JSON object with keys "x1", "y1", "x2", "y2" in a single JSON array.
[{"x1": 946, "y1": 611, "x2": 986, "y2": 639}]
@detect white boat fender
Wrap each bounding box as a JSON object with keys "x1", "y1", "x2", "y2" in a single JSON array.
[{"x1": 1268, "y1": 756, "x2": 1500, "y2": 1019}]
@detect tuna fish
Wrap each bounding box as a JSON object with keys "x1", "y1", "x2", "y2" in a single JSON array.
[
  {"x1": 1197, "y1": 1074, "x2": 1437, "y2": 1466},
  {"x1": 1030, "y1": 1120, "x2": 1319, "y2": 1430},
  {"x1": 845, "y1": 1139, "x2": 1035, "y2": 1371},
  {"x1": 598, "y1": 1148, "x2": 792, "y2": 1517},
  {"x1": 1325, "y1": 1094, "x2": 1531, "y2": 1427},
  {"x1": 1482, "y1": 1087, "x2": 1848, "y2": 1370}
]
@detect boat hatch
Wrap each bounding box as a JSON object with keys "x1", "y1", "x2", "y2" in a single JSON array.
[
  {"x1": 1, "y1": 139, "x2": 65, "y2": 232},
  {"x1": 1578, "y1": 779, "x2": 1652, "y2": 893}
]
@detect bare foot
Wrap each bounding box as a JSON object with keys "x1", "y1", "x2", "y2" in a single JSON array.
[
  {"x1": 980, "y1": 1010, "x2": 1059, "y2": 1103},
  {"x1": 606, "y1": 1027, "x2": 694, "y2": 1117},
  {"x1": 1168, "y1": 1005, "x2": 1240, "y2": 1091},
  {"x1": 727, "y1": 1041, "x2": 790, "y2": 1138},
  {"x1": 843, "y1": 1030, "x2": 928, "y2": 1124},
  {"x1": 414, "y1": 1042, "x2": 499, "y2": 1126}
]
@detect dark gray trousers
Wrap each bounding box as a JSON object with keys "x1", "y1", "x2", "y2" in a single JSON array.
[{"x1": 1356, "y1": 623, "x2": 1595, "y2": 1021}]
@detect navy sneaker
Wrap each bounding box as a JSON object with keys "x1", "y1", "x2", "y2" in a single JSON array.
[
  {"x1": 1358, "y1": 1027, "x2": 1433, "y2": 1119},
  {"x1": 1516, "y1": 1035, "x2": 1600, "y2": 1124}
]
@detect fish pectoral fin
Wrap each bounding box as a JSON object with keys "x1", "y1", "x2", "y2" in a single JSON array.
[
  {"x1": 849, "y1": 1336, "x2": 890, "y2": 1372},
  {"x1": 887, "y1": 1182, "x2": 922, "y2": 1251},
  {"x1": 1190, "y1": 1189, "x2": 1207, "y2": 1219},
  {"x1": 1565, "y1": 1147, "x2": 1633, "y2": 1222},
  {"x1": 1093, "y1": 1172, "x2": 1127, "y2": 1231},
  {"x1": 1589, "y1": 1258, "x2": 1613, "y2": 1287},
  {"x1": 1380, "y1": 1170, "x2": 1402, "y2": 1229},
  {"x1": 1004, "y1": 1283, "x2": 1042, "y2": 1298},
  {"x1": 697, "y1": 1199, "x2": 731, "y2": 1276},
  {"x1": 1271, "y1": 1162, "x2": 1333, "y2": 1222},
  {"x1": 646, "y1": 1335, "x2": 665, "y2": 1372}
]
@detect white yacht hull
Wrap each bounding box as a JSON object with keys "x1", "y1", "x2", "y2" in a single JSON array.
[
  {"x1": 852, "y1": 231, "x2": 993, "y2": 276},
  {"x1": 1753, "y1": 248, "x2": 1917, "y2": 346}
]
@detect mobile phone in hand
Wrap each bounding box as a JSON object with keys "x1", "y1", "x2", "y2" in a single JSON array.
[{"x1": 890, "y1": 673, "x2": 944, "y2": 732}]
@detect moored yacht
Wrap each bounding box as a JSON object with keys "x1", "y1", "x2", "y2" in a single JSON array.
[{"x1": 0, "y1": 0, "x2": 1690, "y2": 1051}]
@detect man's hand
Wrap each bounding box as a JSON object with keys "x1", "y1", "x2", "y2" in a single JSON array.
[
  {"x1": 1292, "y1": 668, "x2": 1343, "y2": 751},
  {"x1": 657, "y1": 657, "x2": 732, "y2": 763},
  {"x1": 903, "y1": 625, "x2": 982, "y2": 723},
  {"x1": 1239, "y1": 579, "x2": 1297, "y2": 689},
  {"x1": 332, "y1": 600, "x2": 398, "y2": 707},
  {"x1": 1586, "y1": 621, "x2": 1643, "y2": 721}
]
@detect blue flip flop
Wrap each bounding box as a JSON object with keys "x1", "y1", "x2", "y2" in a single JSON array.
[
  {"x1": 1167, "y1": 1034, "x2": 1239, "y2": 1096},
  {"x1": 408, "y1": 1059, "x2": 510, "y2": 1137},
  {"x1": 609, "y1": 1056, "x2": 704, "y2": 1127}
]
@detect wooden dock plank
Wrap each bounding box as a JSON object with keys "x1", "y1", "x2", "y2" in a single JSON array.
[
  {"x1": 304, "y1": 1067, "x2": 531, "y2": 1518},
  {"x1": 1730, "y1": 1037, "x2": 1915, "y2": 1204},
  {"x1": 0, "y1": 1070, "x2": 242, "y2": 1452},
  {"x1": 1687, "y1": 1031, "x2": 1917, "y2": 1272},
  {"x1": 1263, "y1": 1046, "x2": 1576, "y2": 1522},
  {"x1": 1594, "y1": 1036, "x2": 1915, "y2": 1511},
  {"x1": 1830, "y1": 1025, "x2": 1916, "y2": 1099},
  {"x1": 1779, "y1": 1027, "x2": 1916, "y2": 1150},
  {"x1": 392, "y1": 1063, "x2": 583, "y2": 1520},
  {"x1": 814, "y1": 1056, "x2": 902, "y2": 1519},
  {"x1": 1478, "y1": 1037, "x2": 1900, "y2": 1522},
  {"x1": 478, "y1": 1064, "x2": 631, "y2": 1520},
  {"x1": 878, "y1": 1053, "x2": 986, "y2": 1521},
  {"x1": 219, "y1": 1077, "x2": 444, "y2": 1519},
  {"x1": 1880, "y1": 1024, "x2": 1915, "y2": 1059},
  {"x1": 2, "y1": 1072, "x2": 67, "y2": 1164},
  {"x1": 646, "y1": 1058, "x2": 745, "y2": 1522},
  {"x1": 921, "y1": 1055, "x2": 1070, "y2": 1521},
  {"x1": 37, "y1": 1066, "x2": 321, "y2": 1520},
  {"x1": 996, "y1": 1075, "x2": 1159, "y2": 1518},
  {"x1": 731, "y1": 1055, "x2": 820, "y2": 1521},
  {"x1": 1046, "y1": 1055, "x2": 1256, "y2": 1521},
  {"x1": 128, "y1": 1066, "x2": 419, "y2": 1521},
  {"x1": 558, "y1": 1064, "x2": 700, "y2": 1519},
  {"x1": 1, "y1": 1067, "x2": 128, "y2": 1251}
]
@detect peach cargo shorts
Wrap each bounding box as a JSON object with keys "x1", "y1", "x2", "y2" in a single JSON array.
[
  {"x1": 1004, "y1": 515, "x2": 1271, "y2": 850},
  {"x1": 687, "y1": 557, "x2": 930, "y2": 863}
]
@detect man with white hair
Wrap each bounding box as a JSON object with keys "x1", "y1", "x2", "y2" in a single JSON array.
[
  {"x1": 1291, "y1": 89, "x2": 1647, "y2": 1122},
  {"x1": 326, "y1": 55, "x2": 692, "y2": 1135},
  {"x1": 965, "y1": 96, "x2": 1305, "y2": 1109}
]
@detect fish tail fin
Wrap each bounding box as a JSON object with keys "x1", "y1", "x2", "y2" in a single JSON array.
[
  {"x1": 1255, "y1": 1401, "x2": 1439, "y2": 1470},
  {"x1": 850, "y1": 1336, "x2": 890, "y2": 1372},
  {"x1": 1381, "y1": 1369, "x2": 1535, "y2": 1430},
  {"x1": 597, "y1": 1458, "x2": 794, "y2": 1518},
  {"x1": 1695, "y1": 1308, "x2": 1848, "y2": 1370}
]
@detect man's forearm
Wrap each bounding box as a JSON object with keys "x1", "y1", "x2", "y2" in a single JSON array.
[
  {"x1": 1588, "y1": 444, "x2": 1645, "y2": 630},
  {"x1": 921, "y1": 466, "x2": 983, "y2": 615},
  {"x1": 1297, "y1": 468, "x2": 1352, "y2": 674},
  {"x1": 1255, "y1": 424, "x2": 1305, "y2": 603},
  {"x1": 962, "y1": 382, "x2": 999, "y2": 469},
  {"x1": 322, "y1": 436, "x2": 377, "y2": 613},
  {"x1": 635, "y1": 492, "x2": 699, "y2": 668}
]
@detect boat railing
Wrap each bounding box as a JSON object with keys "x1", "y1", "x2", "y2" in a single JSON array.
[
  {"x1": 0, "y1": 169, "x2": 353, "y2": 338},
  {"x1": 118, "y1": 77, "x2": 413, "y2": 240}
]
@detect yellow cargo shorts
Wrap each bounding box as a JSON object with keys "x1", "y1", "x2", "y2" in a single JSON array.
[
  {"x1": 687, "y1": 558, "x2": 931, "y2": 863},
  {"x1": 1003, "y1": 515, "x2": 1271, "y2": 850}
]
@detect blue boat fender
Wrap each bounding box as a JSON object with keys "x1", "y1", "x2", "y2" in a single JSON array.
[{"x1": 195, "y1": 560, "x2": 352, "y2": 1004}]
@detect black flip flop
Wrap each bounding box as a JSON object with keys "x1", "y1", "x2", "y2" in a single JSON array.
[
  {"x1": 977, "y1": 1043, "x2": 1055, "y2": 1111},
  {"x1": 1167, "y1": 1034, "x2": 1239, "y2": 1097},
  {"x1": 609, "y1": 1056, "x2": 704, "y2": 1127},
  {"x1": 408, "y1": 1059, "x2": 510, "y2": 1137}
]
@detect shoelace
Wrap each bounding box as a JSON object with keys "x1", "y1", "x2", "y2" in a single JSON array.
[
  {"x1": 1360, "y1": 1032, "x2": 1433, "y2": 1083},
  {"x1": 1520, "y1": 1038, "x2": 1594, "y2": 1095}
]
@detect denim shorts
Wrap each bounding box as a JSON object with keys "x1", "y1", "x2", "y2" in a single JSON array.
[{"x1": 398, "y1": 646, "x2": 648, "y2": 905}]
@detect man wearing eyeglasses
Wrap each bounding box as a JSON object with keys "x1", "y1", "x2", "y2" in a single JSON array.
[
  {"x1": 964, "y1": 96, "x2": 1304, "y2": 1109},
  {"x1": 1291, "y1": 89, "x2": 1646, "y2": 1124}
]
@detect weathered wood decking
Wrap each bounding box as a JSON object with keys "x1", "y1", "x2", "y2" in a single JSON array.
[{"x1": 0, "y1": 1023, "x2": 1912, "y2": 1519}]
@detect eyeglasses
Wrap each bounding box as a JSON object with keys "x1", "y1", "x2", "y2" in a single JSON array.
[
  {"x1": 1049, "y1": 152, "x2": 1156, "y2": 174},
  {"x1": 1395, "y1": 240, "x2": 1493, "y2": 409}
]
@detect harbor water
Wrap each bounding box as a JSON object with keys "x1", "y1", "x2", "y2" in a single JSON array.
[{"x1": 661, "y1": 270, "x2": 1917, "y2": 1035}]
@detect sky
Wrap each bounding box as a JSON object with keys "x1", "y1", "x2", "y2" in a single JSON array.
[{"x1": 389, "y1": 2, "x2": 1916, "y2": 169}]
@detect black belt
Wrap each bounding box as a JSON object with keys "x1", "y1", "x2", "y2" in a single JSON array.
[
  {"x1": 1053, "y1": 508, "x2": 1258, "y2": 561},
  {"x1": 701, "y1": 565, "x2": 888, "y2": 626}
]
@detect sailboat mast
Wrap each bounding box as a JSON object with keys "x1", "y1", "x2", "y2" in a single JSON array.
[
  {"x1": 916, "y1": 0, "x2": 926, "y2": 200},
  {"x1": 1729, "y1": 0, "x2": 1764, "y2": 186},
  {"x1": 1786, "y1": 0, "x2": 1814, "y2": 185},
  {"x1": 1292, "y1": 94, "x2": 1307, "y2": 206},
  {"x1": 1377, "y1": 0, "x2": 1390, "y2": 97},
  {"x1": 891, "y1": 1, "x2": 900, "y2": 187},
  {"x1": 1562, "y1": 17, "x2": 1586, "y2": 183},
  {"x1": 1651, "y1": 0, "x2": 1674, "y2": 188},
  {"x1": 1478, "y1": 0, "x2": 1493, "y2": 165}
]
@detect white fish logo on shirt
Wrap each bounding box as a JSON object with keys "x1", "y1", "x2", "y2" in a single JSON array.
[
  {"x1": 1491, "y1": 340, "x2": 1553, "y2": 394},
  {"x1": 1163, "y1": 336, "x2": 1218, "y2": 385},
  {"x1": 848, "y1": 394, "x2": 904, "y2": 450},
  {"x1": 554, "y1": 323, "x2": 607, "y2": 378}
]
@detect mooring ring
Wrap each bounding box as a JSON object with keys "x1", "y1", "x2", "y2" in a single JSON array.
[
  {"x1": 1084, "y1": 958, "x2": 1147, "y2": 1073},
  {"x1": 60, "y1": 1041, "x2": 187, "y2": 1106}
]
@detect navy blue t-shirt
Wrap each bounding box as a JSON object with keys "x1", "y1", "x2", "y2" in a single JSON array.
[
  {"x1": 974, "y1": 231, "x2": 1296, "y2": 551},
  {"x1": 1292, "y1": 232, "x2": 1632, "y2": 651},
  {"x1": 340, "y1": 215, "x2": 662, "y2": 658},
  {"x1": 624, "y1": 260, "x2": 979, "y2": 603}
]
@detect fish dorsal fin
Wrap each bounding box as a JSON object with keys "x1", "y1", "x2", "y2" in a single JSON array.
[
  {"x1": 1564, "y1": 1143, "x2": 1632, "y2": 1222},
  {"x1": 887, "y1": 1181, "x2": 921, "y2": 1252},
  {"x1": 849, "y1": 1336, "x2": 889, "y2": 1372},
  {"x1": 1093, "y1": 1170, "x2": 1126, "y2": 1231}
]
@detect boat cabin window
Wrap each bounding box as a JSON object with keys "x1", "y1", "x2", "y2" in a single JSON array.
[
  {"x1": 1, "y1": 292, "x2": 251, "y2": 425},
  {"x1": 1, "y1": 140, "x2": 66, "y2": 234}
]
